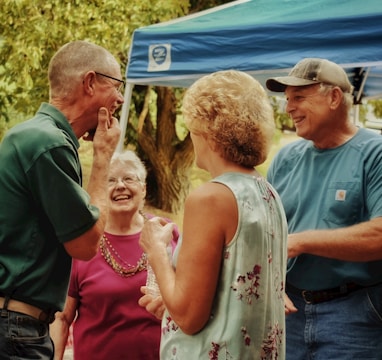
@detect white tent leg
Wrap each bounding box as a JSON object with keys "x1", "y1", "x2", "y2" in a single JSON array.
[
  {"x1": 353, "y1": 104, "x2": 359, "y2": 125},
  {"x1": 116, "y1": 83, "x2": 134, "y2": 153}
]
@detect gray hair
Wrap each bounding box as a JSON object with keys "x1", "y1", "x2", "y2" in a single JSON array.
[
  {"x1": 318, "y1": 83, "x2": 353, "y2": 112},
  {"x1": 110, "y1": 150, "x2": 147, "y2": 183}
]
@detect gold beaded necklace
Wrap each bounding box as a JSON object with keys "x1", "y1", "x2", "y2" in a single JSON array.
[{"x1": 100, "y1": 234, "x2": 147, "y2": 277}]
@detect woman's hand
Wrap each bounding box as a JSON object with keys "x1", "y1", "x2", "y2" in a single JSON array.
[
  {"x1": 138, "y1": 286, "x2": 166, "y2": 320},
  {"x1": 139, "y1": 217, "x2": 174, "y2": 256}
]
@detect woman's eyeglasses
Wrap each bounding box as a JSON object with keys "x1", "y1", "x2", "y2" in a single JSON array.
[{"x1": 108, "y1": 175, "x2": 141, "y2": 187}]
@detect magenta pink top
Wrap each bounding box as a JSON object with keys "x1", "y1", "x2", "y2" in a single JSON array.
[{"x1": 69, "y1": 227, "x2": 178, "y2": 360}]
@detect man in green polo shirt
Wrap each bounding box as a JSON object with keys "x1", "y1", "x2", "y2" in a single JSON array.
[{"x1": 0, "y1": 40, "x2": 123, "y2": 358}]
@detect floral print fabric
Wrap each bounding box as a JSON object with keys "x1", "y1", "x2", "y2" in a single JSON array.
[{"x1": 160, "y1": 173, "x2": 288, "y2": 359}]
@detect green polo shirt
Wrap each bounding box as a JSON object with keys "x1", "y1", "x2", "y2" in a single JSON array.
[{"x1": 0, "y1": 103, "x2": 99, "y2": 311}]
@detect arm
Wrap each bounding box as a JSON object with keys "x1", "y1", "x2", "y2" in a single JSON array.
[
  {"x1": 288, "y1": 217, "x2": 382, "y2": 261},
  {"x1": 64, "y1": 108, "x2": 120, "y2": 260},
  {"x1": 139, "y1": 182, "x2": 237, "y2": 335},
  {"x1": 50, "y1": 296, "x2": 78, "y2": 360}
]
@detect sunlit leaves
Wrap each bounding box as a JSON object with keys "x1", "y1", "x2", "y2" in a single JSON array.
[{"x1": 0, "y1": 0, "x2": 188, "y2": 123}]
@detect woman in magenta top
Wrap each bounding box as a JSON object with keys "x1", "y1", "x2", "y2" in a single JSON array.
[{"x1": 50, "y1": 150, "x2": 178, "y2": 360}]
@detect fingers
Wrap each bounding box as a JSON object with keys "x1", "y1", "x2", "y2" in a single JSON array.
[
  {"x1": 82, "y1": 130, "x2": 95, "y2": 142},
  {"x1": 284, "y1": 293, "x2": 298, "y2": 315},
  {"x1": 97, "y1": 107, "x2": 120, "y2": 133},
  {"x1": 98, "y1": 107, "x2": 111, "y2": 128},
  {"x1": 138, "y1": 292, "x2": 166, "y2": 320},
  {"x1": 146, "y1": 297, "x2": 166, "y2": 320},
  {"x1": 138, "y1": 293, "x2": 150, "y2": 308},
  {"x1": 140, "y1": 218, "x2": 172, "y2": 249},
  {"x1": 144, "y1": 217, "x2": 174, "y2": 235},
  {"x1": 109, "y1": 115, "x2": 119, "y2": 129},
  {"x1": 140, "y1": 285, "x2": 148, "y2": 295}
]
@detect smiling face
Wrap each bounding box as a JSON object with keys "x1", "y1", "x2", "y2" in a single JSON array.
[
  {"x1": 285, "y1": 84, "x2": 334, "y2": 142},
  {"x1": 107, "y1": 161, "x2": 146, "y2": 216}
]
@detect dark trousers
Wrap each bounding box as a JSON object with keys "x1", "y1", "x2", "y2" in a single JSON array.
[{"x1": 0, "y1": 309, "x2": 53, "y2": 360}]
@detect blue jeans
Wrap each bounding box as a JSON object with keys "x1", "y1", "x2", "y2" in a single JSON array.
[
  {"x1": 286, "y1": 283, "x2": 382, "y2": 360},
  {"x1": 0, "y1": 310, "x2": 53, "y2": 359}
]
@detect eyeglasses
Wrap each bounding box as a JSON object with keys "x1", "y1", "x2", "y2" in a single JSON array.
[
  {"x1": 95, "y1": 71, "x2": 125, "y2": 92},
  {"x1": 108, "y1": 175, "x2": 141, "y2": 187}
]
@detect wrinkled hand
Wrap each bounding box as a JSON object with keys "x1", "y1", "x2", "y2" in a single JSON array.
[
  {"x1": 284, "y1": 293, "x2": 298, "y2": 315},
  {"x1": 85, "y1": 107, "x2": 121, "y2": 158},
  {"x1": 139, "y1": 217, "x2": 174, "y2": 256},
  {"x1": 138, "y1": 286, "x2": 166, "y2": 320}
]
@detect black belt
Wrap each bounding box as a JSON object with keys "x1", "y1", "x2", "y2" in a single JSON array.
[
  {"x1": 0, "y1": 296, "x2": 55, "y2": 324},
  {"x1": 286, "y1": 282, "x2": 366, "y2": 304}
]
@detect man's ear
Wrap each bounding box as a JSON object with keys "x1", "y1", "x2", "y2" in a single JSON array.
[
  {"x1": 329, "y1": 87, "x2": 343, "y2": 109},
  {"x1": 82, "y1": 71, "x2": 97, "y2": 95}
]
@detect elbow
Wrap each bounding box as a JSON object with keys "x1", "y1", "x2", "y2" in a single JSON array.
[
  {"x1": 178, "y1": 322, "x2": 206, "y2": 336},
  {"x1": 172, "y1": 314, "x2": 209, "y2": 335},
  {"x1": 63, "y1": 231, "x2": 101, "y2": 261},
  {"x1": 76, "y1": 249, "x2": 98, "y2": 261},
  {"x1": 166, "y1": 299, "x2": 212, "y2": 335},
  {"x1": 180, "y1": 326, "x2": 200, "y2": 336},
  {"x1": 73, "y1": 239, "x2": 99, "y2": 260}
]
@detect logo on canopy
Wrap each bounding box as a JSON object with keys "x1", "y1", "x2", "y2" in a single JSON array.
[{"x1": 148, "y1": 44, "x2": 171, "y2": 72}]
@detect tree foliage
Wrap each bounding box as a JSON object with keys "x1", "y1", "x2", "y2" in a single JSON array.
[
  {"x1": 0, "y1": 0, "x2": 189, "y2": 120},
  {"x1": 368, "y1": 99, "x2": 382, "y2": 118},
  {"x1": 125, "y1": 0, "x2": 233, "y2": 213},
  {"x1": 270, "y1": 97, "x2": 295, "y2": 132},
  {"x1": 0, "y1": 0, "x2": 231, "y2": 214}
]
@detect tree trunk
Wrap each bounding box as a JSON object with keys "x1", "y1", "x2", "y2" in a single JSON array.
[{"x1": 137, "y1": 86, "x2": 194, "y2": 214}]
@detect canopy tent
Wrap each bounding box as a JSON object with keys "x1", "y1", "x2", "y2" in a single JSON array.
[{"x1": 118, "y1": 0, "x2": 382, "y2": 150}]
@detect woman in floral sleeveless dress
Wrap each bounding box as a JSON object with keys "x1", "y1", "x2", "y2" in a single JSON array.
[{"x1": 139, "y1": 70, "x2": 288, "y2": 360}]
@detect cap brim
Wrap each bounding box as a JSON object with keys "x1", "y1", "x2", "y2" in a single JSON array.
[{"x1": 266, "y1": 76, "x2": 320, "y2": 92}]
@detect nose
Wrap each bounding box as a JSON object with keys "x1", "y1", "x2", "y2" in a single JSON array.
[
  {"x1": 115, "y1": 178, "x2": 127, "y2": 188},
  {"x1": 117, "y1": 91, "x2": 124, "y2": 104},
  {"x1": 285, "y1": 99, "x2": 292, "y2": 113},
  {"x1": 285, "y1": 99, "x2": 297, "y2": 117}
]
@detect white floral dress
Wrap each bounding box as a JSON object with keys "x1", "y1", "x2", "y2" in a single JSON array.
[{"x1": 160, "y1": 173, "x2": 288, "y2": 360}]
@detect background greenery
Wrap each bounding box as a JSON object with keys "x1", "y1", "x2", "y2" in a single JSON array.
[
  {"x1": 0, "y1": 0, "x2": 229, "y2": 137},
  {"x1": 1, "y1": 0, "x2": 381, "y2": 224},
  {"x1": 0, "y1": 0, "x2": 236, "y2": 214}
]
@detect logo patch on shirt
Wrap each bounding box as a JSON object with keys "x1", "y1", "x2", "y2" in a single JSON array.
[{"x1": 335, "y1": 189, "x2": 346, "y2": 201}]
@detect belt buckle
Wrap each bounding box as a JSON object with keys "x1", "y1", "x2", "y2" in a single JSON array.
[{"x1": 302, "y1": 290, "x2": 314, "y2": 304}]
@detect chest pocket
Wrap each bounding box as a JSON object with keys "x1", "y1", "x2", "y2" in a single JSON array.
[{"x1": 323, "y1": 181, "x2": 363, "y2": 226}]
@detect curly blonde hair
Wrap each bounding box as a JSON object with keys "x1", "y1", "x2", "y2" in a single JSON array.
[{"x1": 182, "y1": 70, "x2": 275, "y2": 168}]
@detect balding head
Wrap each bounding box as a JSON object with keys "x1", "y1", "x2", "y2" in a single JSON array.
[{"x1": 48, "y1": 40, "x2": 119, "y2": 100}]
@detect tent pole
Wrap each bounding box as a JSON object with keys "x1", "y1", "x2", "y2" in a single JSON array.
[
  {"x1": 355, "y1": 68, "x2": 370, "y2": 104},
  {"x1": 116, "y1": 83, "x2": 134, "y2": 153},
  {"x1": 353, "y1": 104, "x2": 359, "y2": 125}
]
